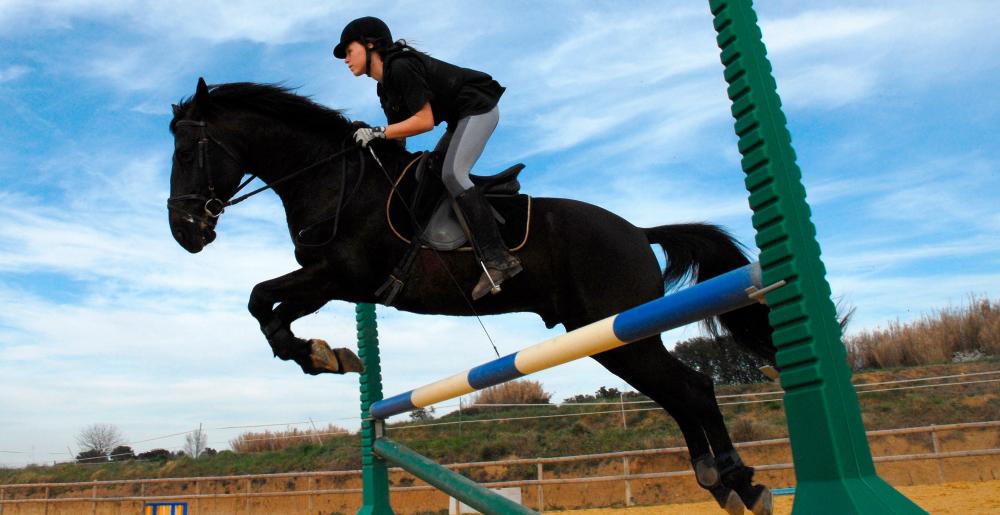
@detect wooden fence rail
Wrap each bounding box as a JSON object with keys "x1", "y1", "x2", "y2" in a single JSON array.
[{"x1": 1, "y1": 419, "x2": 997, "y2": 512}]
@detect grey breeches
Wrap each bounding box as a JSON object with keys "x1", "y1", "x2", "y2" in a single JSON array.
[{"x1": 437, "y1": 106, "x2": 499, "y2": 196}]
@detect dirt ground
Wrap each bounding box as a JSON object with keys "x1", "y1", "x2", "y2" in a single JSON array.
[{"x1": 554, "y1": 479, "x2": 1000, "y2": 514}]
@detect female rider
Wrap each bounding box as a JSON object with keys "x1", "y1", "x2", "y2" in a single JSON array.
[{"x1": 334, "y1": 16, "x2": 521, "y2": 300}]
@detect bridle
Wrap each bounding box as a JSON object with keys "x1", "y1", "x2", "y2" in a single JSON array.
[
  {"x1": 167, "y1": 119, "x2": 363, "y2": 241},
  {"x1": 167, "y1": 119, "x2": 248, "y2": 224}
]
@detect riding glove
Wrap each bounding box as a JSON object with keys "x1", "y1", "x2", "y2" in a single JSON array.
[{"x1": 353, "y1": 126, "x2": 386, "y2": 148}]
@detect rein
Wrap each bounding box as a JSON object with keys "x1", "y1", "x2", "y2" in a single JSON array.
[{"x1": 167, "y1": 119, "x2": 361, "y2": 244}]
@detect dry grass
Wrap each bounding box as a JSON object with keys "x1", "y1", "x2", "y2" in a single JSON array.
[
  {"x1": 229, "y1": 424, "x2": 349, "y2": 453},
  {"x1": 471, "y1": 379, "x2": 552, "y2": 405},
  {"x1": 846, "y1": 296, "x2": 1000, "y2": 369}
]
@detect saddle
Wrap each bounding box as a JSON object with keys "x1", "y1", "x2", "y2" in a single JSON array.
[
  {"x1": 386, "y1": 153, "x2": 531, "y2": 251},
  {"x1": 378, "y1": 152, "x2": 532, "y2": 304}
]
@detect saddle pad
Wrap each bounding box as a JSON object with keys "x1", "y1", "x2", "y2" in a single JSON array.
[{"x1": 386, "y1": 157, "x2": 532, "y2": 252}]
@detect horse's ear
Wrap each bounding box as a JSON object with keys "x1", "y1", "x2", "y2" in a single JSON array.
[
  {"x1": 171, "y1": 103, "x2": 182, "y2": 117},
  {"x1": 194, "y1": 77, "x2": 211, "y2": 110}
]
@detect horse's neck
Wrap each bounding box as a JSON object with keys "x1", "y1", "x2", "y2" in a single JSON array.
[
  {"x1": 243, "y1": 127, "x2": 338, "y2": 185},
  {"x1": 240, "y1": 123, "x2": 410, "y2": 234}
]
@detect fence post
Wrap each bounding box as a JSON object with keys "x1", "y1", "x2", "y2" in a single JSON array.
[
  {"x1": 536, "y1": 461, "x2": 544, "y2": 512},
  {"x1": 622, "y1": 457, "x2": 632, "y2": 507},
  {"x1": 307, "y1": 476, "x2": 314, "y2": 512},
  {"x1": 194, "y1": 480, "x2": 200, "y2": 514},
  {"x1": 619, "y1": 394, "x2": 627, "y2": 430},
  {"x1": 43, "y1": 486, "x2": 49, "y2": 515},
  {"x1": 1, "y1": 485, "x2": 6, "y2": 515},
  {"x1": 92, "y1": 484, "x2": 97, "y2": 515},
  {"x1": 930, "y1": 426, "x2": 945, "y2": 483},
  {"x1": 245, "y1": 477, "x2": 251, "y2": 514},
  {"x1": 356, "y1": 303, "x2": 395, "y2": 515}
]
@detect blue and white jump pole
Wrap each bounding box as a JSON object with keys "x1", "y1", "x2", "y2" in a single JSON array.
[{"x1": 370, "y1": 262, "x2": 768, "y2": 420}]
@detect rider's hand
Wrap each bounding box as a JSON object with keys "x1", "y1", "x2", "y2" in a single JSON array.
[{"x1": 353, "y1": 126, "x2": 386, "y2": 148}]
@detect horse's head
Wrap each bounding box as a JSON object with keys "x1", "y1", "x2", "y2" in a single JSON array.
[{"x1": 168, "y1": 78, "x2": 246, "y2": 253}]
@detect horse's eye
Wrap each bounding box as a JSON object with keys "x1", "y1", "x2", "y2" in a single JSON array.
[{"x1": 176, "y1": 150, "x2": 195, "y2": 162}]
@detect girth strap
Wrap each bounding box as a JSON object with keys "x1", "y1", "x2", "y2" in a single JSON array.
[
  {"x1": 374, "y1": 236, "x2": 423, "y2": 306},
  {"x1": 375, "y1": 154, "x2": 434, "y2": 305}
]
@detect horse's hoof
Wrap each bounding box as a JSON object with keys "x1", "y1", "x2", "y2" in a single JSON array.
[
  {"x1": 308, "y1": 340, "x2": 364, "y2": 374},
  {"x1": 333, "y1": 346, "x2": 364, "y2": 373},
  {"x1": 722, "y1": 490, "x2": 744, "y2": 514},
  {"x1": 750, "y1": 486, "x2": 772, "y2": 515}
]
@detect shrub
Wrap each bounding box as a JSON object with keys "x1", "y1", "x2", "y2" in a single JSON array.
[
  {"x1": 110, "y1": 446, "x2": 135, "y2": 461},
  {"x1": 136, "y1": 449, "x2": 171, "y2": 461},
  {"x1": 75, "y1": 449, "x2": 106, "y2": 463},
  {"x1": 846, "y1": 295, "x2": 1000, "y2": 369},
  {"x1": 230, "y1": 424, "x2": 349, "y2": 453},
  {"x1": 729, "y1": 418, "x2": 759, "y2": 443},
  {"x1": 471, "y1": 379, "x2": 551, "y2": 405}
]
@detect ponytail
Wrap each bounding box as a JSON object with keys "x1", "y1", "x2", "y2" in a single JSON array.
[{"x1": 379, "y1": 39, "x2": 426, "y2": 58}]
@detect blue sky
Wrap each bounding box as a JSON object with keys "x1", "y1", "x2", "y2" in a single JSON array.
[{"x1": 1, "y1": 1, "x2": 998, "y2": 466}]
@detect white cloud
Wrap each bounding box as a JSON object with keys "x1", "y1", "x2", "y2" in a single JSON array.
[
  {"x1": 0, "y1": 64, "x2": 29, "y2": 82},
  {"x1": 760, "y1": 8, "x2": 897, "y2": 53},
  {"x1": 777, "y1": 63, "x2": 878, "y2": 109},
  {"x1": 0, "y1": 0, "x2": 346, "y2": 43}
]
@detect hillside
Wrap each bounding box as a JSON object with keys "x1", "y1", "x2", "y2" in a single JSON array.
[{"x1": 2, "y1": 360, "x2": 997, "y2": 485}]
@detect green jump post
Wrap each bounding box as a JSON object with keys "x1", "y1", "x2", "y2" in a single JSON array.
[
  {"x1": 357, "y1": 303, "x2": 536, "y2": 515},
  {"x1": 373, "y1": 438, "x2": 536, "y2": 515},
  {"x1": 356, "y1": 303, "x2": 394, "y2": 515},
  {"x1": 709, "y1": 1, "x2": 924, "y2": 513}
]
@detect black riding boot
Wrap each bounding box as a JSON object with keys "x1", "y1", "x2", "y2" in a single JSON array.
[{"x1": 454, "y1": 188, "x2": 523, "y2": 300}]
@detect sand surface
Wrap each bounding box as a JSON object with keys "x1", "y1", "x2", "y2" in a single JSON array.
[{"x1": 554, "y1": 479, "x2": 1000, "y2": 514}]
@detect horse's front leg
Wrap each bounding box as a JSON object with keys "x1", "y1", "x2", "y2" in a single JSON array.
[{"x1": 248, "y1": 266, "x2": 362, "y2": 375}]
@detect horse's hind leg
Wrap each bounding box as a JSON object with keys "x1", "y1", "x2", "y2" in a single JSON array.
[
  {"x1": 590, "y1": 339, "x2": 770, "y2": 515},
  {"x1": 697, "y1": 385, "x2": 773, "y2": 515}
]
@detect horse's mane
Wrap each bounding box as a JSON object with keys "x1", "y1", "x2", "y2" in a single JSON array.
[{"x1": 171, "y1": 82, "x2": 352, "y2": 135}]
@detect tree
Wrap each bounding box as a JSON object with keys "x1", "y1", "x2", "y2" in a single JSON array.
[
  {"x1": 184, "y1": 425, "x2": 208, "y2": 459},
  {"x1": 76, "y1": 423, "x2": 125, "y2": 455},
  {"x1": 110, "y1": 445, "x2": 135, "y2": 461},
  {"x1": 671, "y1": 336, "x2": 770, "y2": 384},
  {"x1": 136, "y1": 448, "x2": 171, "y2": 461},
  {"x1": 595, "y1": 386, "x2": 623, "y2": 399},
  {"x1": 75, "y1": 449, "x2": 106, "y2": 463},
  {"x1": 409, "y1": 407, "x2": 435, "y2": 422}
]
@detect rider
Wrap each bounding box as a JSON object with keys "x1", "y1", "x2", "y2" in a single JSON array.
[{"x1": 333, "y1": 16, "x2": 522, "y2": 300}]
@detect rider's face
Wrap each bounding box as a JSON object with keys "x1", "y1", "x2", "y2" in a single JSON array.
[{"x1": 344, "y1": 41, "x2": 367, "y2": 77}]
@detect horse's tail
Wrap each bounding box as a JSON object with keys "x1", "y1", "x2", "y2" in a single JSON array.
[{"x1": 643, "y1": 223, "x2": 776, "y2": 365}]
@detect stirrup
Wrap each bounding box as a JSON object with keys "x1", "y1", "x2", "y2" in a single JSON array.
[{"x1": 471, "y1": 258, "x2": 523, "y2": 300}]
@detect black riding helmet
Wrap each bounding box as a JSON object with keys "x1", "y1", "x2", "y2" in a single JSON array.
[{"x1": 333, "y1": 16, "x2": 392, "y2": 59}]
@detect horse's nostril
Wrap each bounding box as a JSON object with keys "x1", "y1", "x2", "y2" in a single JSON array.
[{"x1": 174, "y1": 230, "x2": 186, "y2": 242}]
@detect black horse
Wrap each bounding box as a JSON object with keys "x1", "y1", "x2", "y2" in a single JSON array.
[{"x1": 168, "y1": 78, "x2": 775, "y2": 514}]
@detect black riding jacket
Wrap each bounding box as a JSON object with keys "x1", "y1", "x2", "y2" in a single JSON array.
[{"x1": 377, "y1": 48, "x2": 504, "y2": 128}]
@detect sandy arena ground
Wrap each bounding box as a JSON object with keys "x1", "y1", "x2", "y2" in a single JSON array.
[{"x1": 555, "y1": 480, "x2": 1000, "y2": 514}]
